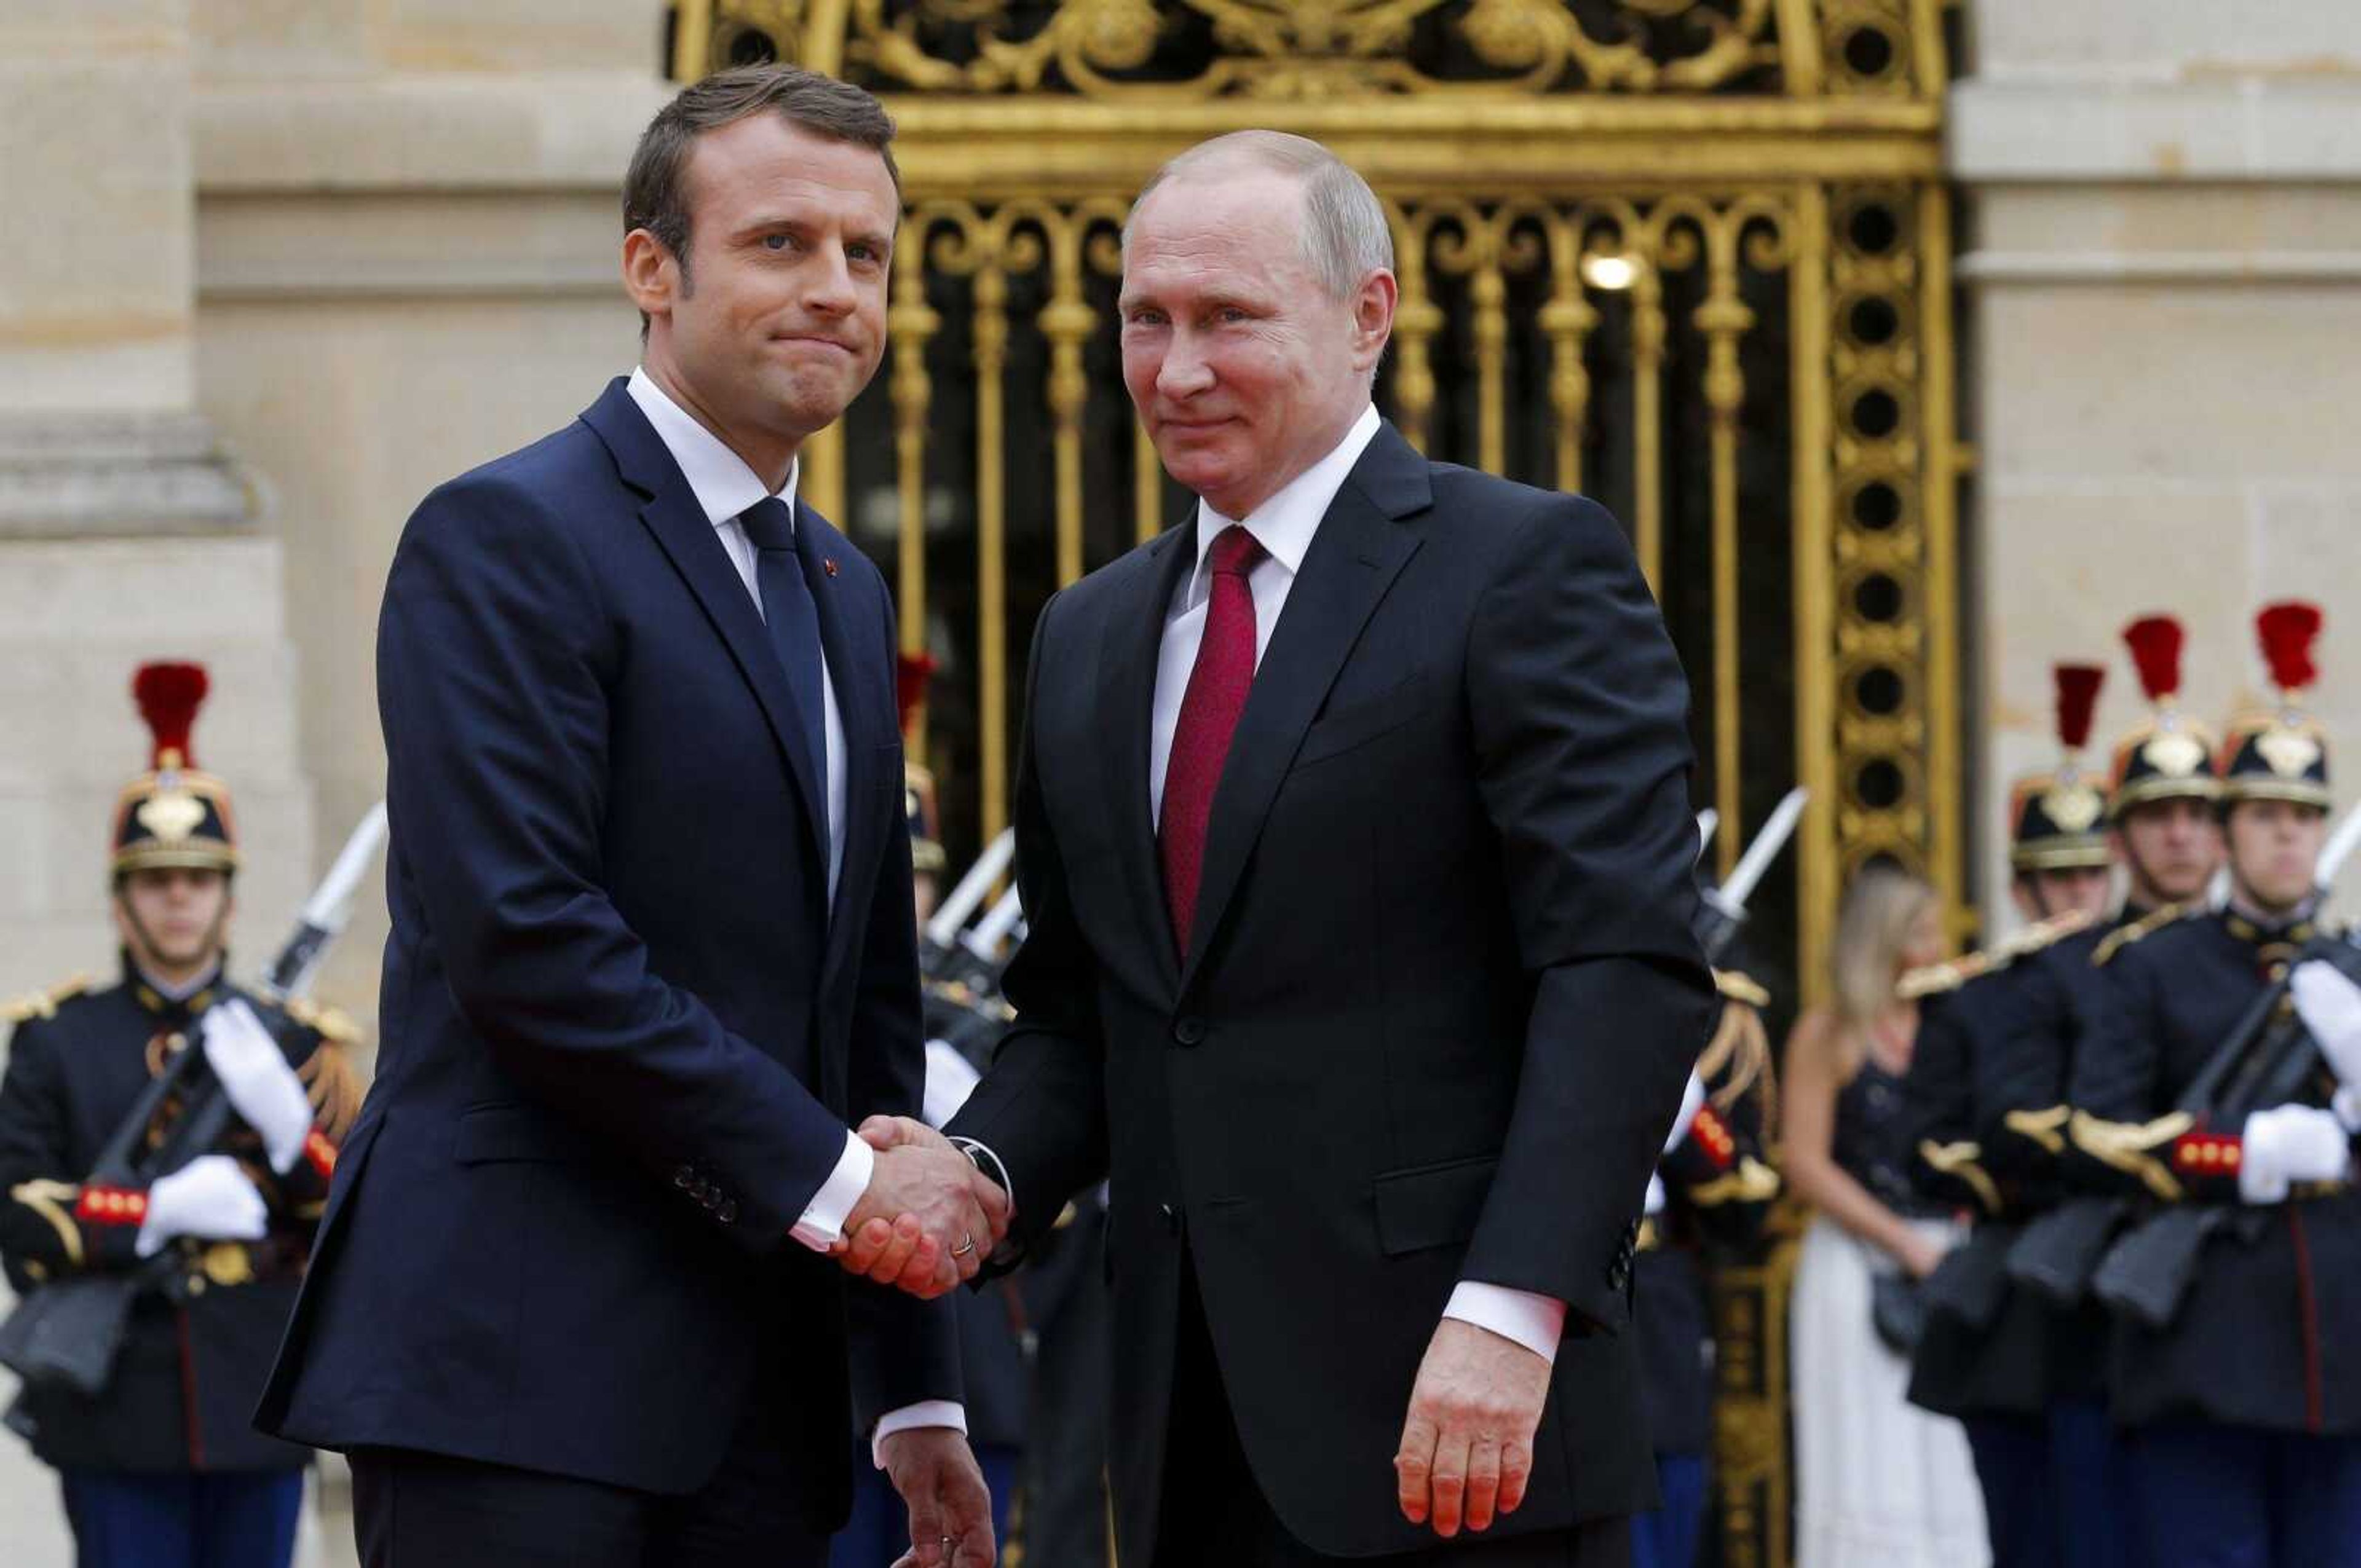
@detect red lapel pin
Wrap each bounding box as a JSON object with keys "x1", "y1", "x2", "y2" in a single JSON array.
[{"x1": 823, "y1": 559, "x2": 839, "y2": 578}]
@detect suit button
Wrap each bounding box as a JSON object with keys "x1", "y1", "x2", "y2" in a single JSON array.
[
  {"x1": 1172, "y1": 1017, "x2": 1207, "y2": 1047},
  {"x1": 1159, "y1": 1203, "x2": 1181, "y2": 1235}
]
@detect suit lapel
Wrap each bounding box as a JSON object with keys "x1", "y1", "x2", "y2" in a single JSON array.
[
  {"x1": 1099, "y1": 527, "x2": 1198, "y2": 994},
  {"x1": 580, "y1": 382, "x2": 831, "y2": 894},
  {"x1": 1177, "y1": 426, "x2": 1430, "y2": 995},
  {"x1": 797, "y1": 505, "x2": 882, "y2": 954}
]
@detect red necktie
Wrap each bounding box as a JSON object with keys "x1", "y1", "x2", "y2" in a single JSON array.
[{"x1": 1161, "y1": 526, "x2": 1267, "y2": 956}]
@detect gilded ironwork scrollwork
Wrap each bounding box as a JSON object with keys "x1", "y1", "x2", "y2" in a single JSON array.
[{"x1": 705, "y1": 0, "x2": 1824, "y2": 101}]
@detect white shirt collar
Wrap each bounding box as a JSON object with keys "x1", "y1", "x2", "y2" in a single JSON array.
[
  {"x1": 1192, "y1": 403, "x2": 1382, "y2": 584},
  {"x1": 627, "y1": 366, "x2": 799, "y2": 532}
]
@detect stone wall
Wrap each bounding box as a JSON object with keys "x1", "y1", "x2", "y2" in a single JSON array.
[
  {"x1": 188, "y1": 0, "x2": 667, "y2": 1011},
  {"x1": 1953, "y1": 2, "x2": 2361, "y2": 928}
]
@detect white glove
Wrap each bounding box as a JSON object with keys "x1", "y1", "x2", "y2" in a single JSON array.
[
  {"x1": 136, "y1": 1154, "x2": 269, "y2": 1258},
  {"x1": 2237, "y1": 1105, "x2": 2354, "y2": 1205},
  {"x1": 2292, "y1": 963, "x2": 2361, "y2": 1119},
  {"x1": 202, "y1": 999, "x2": 313, "y2": 1173}
]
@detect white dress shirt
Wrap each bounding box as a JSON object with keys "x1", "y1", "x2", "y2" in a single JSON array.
[
  {"x1": 1141, "y1": 404, "x2": 1568, "y2": 1364},
  {"x1": 627, "y1": 370, "x2": 962, "y2": 1454}
]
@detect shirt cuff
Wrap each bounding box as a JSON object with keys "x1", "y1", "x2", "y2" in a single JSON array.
[
  {"x1": 871, "y1": 1400, "x2": 969, "y2": 1470},
  {"x1": 789, "y1": 1130, "x2": 874, "y2": 1252},
  {"x1": 1443, "y1": 1281, "x2": 1567, "y2": 1366},
  {"x1": 2335, "y1": 1082, "x2": 2361, "y2": 1137}
]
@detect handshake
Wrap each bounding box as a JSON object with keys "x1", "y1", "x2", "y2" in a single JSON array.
[{"x1": 831, "y1": 1116, "x2": 1011, "y2": 1298}]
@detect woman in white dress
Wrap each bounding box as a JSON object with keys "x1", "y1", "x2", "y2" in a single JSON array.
[{"x1": 1784, "y1": 867, "x2": 1989, "y2": 1568}]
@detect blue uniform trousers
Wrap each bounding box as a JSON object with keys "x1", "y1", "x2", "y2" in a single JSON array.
[
  {"x1": 2047, "y1": 1398, "x2": 2135, "y2": 1568},
  {"x1": 60, "y1": 1468, "x2": 303, "y2": 1568},
  {"x1": 2124, "y1": 1421, "x2": 2361, "y2": 1568},
  {"x1": 1627, "y1": 1453, "x2": 1706, "y2": 1568}
]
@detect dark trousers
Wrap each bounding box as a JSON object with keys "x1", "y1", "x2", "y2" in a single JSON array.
[
  {"x1": 1155, "y1": 1259, "x2": 1627, "y2": 1568},
  {"x1": 1964, "y1": 1414, "x2": 2058, "y2": 1568},
  {"x1": 350, "y1": 1443, "x2": 830, "y2": 1568},
  {"x1": 2047, "y1": 1398, "x2": 2135, "y2": 1568},
  {"x1": 1025, "y1": 1229, "x2": 1114, "y2": 1568},
  {"x1": 60, "y1": 1467, "x2": 304, "y2": 1568},
  {"x1": 2124, "y1": 1421, "x2": 2361, "y2": 1568},
  {"x1": 1627, "y1": 1453, "x2": 1706, "y2": 1568},
  {"x1": 830, "y1": 1443, "x2": 1018, "y2": 1567}
]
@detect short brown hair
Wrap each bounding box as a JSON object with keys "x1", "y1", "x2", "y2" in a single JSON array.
[{"x1": 623, "y1": 66, "x2": 899, "y2": 328}]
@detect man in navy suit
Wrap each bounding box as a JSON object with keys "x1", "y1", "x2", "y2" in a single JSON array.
[{"x1": 255, "y1": 66, "x2": 1005, "y2": 1568}]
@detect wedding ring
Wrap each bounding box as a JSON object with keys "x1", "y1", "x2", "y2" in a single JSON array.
[{"x1": 952, "y1": 1234, "x2": 978, "y2": 1258}]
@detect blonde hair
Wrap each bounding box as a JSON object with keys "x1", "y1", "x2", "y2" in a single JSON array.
[{"x1": 1823, "y1": 864, "x2": 1939, "y2": 1079}]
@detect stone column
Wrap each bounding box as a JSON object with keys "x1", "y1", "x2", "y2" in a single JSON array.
[
  {"x1": 192, "y1": 0, "x2": 666, "y2": 1011},
  {"x1": 0, "y1": 0, "x2": 313, "y2": 998},
  {"x1": 1953, "y1": 1, "x2": 2361, "y2": 923}
]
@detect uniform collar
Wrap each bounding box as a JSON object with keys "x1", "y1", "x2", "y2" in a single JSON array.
[
  {"x1": 126, "y1": 955, "x2": 226, "y2": 1022},
  {"x1": 626, "y1": 366, "x2": 800, "y2": 532}
]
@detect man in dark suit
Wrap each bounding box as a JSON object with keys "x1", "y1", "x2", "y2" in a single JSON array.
[
  {"x1": 255, "y1": 66, "x2": 1004, "y2": 1568},
  {"x1": 853, "y1": 131, "x2": 1715, "y2": 1566}
]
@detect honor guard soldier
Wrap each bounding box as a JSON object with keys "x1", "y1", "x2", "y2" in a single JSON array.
[
  {"x1": 1631, "y1": 964, "x2": 1781, "y2": 1568},
  {"x1": 1961, "y1": 617, "x2": 2226, "y2": 1568},
  {"x1": 0, "y1": 663, "x2": 360, "y2": 1568},
  {"x1": 2068, "y1": 603, "x2": 2361, "y2": 1564},
  {"x1": 1903, "y1": 663, "x2": 2118, "y2": 1568}
]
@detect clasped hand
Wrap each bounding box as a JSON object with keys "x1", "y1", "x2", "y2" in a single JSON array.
[{"x1": 831, "y1": 1117, "x2": 1010, "y2": 1298}]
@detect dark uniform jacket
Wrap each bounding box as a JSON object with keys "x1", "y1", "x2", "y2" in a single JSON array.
[
  {"x1": 1634, "y1": 1052, "x2": 1778, "y2": 1460},
  {"x1": 2070, "y1": 908, "x2": 2361, "y2": 1435},
  {"x1": 947, "y1": 425, "x2": 1717, "y2": 1559},
  {"x1": 0, "y1": 969, "x2": 340, "y2": 1472},
  {"x1": 1905, "y1": 914, "x2": 2122, "y2": 1419}
]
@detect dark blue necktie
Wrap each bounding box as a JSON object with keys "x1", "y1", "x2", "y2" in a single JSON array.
[{"x1": 738, "y1": 497, "x2": 829, "y2": 851}]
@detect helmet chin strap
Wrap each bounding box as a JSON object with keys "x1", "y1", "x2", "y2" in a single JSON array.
[{"x1": 2119, "y1": 837, "x2": 2167, "y2": 912}]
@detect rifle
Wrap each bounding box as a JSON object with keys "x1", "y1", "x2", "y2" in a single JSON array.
[
  {"x1": 2008, "y1": 974, "x2": 2287, "y2": 1306},
  {"x1": 1696, "y1": 787, "x2": 1806, "y2": 969},
  {"x1": 920, "y1": 829, "x2": 1016, "y2": 980},
  {"x1": 0, "y1": 803, "x2": 389, "y2": 1396},
  {"x1": 2090, "y1": 931, "x2": 2361, "y2": 1328}
]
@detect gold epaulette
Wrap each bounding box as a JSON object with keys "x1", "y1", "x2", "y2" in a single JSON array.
[
  {"x1": 2, "y1": 974, "x2": 92, "y2": 1025},
  {"x1": 1714, "y1": 969, "x2": 1771, "y2": 1008},
  {"x1": 1690, "y1": 1155, "x2": 1782, "y2": 1208},
  {"x1": 1995, "y1": 905, "x2": 2100, "y2": 963},
  {"x1": 1899, "y1": 951, "x2": 1996, "y2": 1001},
  {"x1": 280, "y1": 995, "x2": 363, "y2": 1045},
  {"x1": 1918, "y1": 1138, "x2": 2004, "y2": 1216},
  {"x1": 2092, "y1": 902, "x2": 2199, "y2": 968}
]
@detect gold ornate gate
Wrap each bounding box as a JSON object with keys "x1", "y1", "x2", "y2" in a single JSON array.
[{"x1": 674, "y1": 6, "x2": 1962, "y2": 1563}]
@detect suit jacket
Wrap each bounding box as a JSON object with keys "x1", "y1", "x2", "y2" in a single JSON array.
[
  {"x1": 946, "y1": 423, "x2": 1717, "y2": 1559},
  {"x1": 256, "y1": 380, "x2": 955, "y2": 1516}
]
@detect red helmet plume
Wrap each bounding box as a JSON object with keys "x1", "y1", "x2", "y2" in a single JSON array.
[
  {"x1": 132, "y1": 662, "x2": 209, "y2": 771},
  {"x1": 2054, "y1": 663, "x2": 2105, "y2": 753},
  {"x1": 2256, "y1": 602, "x2": 2323, "y2": 696},
  {"x1": 2122, "y1": 616, "x2": 2185, "y2": 705}
]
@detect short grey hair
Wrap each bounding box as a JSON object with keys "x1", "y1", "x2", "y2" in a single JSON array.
[{"x1": 1125, "y1": 131, "x2": 1394, "y2": 300}]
